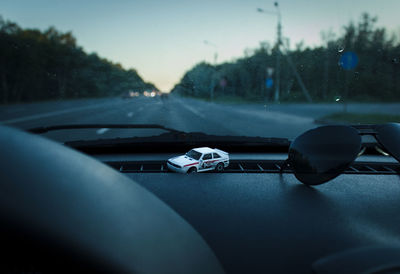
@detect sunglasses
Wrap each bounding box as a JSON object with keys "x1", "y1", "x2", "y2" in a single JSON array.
[{"x1": 280, "y1": 123, "x2": 400, "y2": 185}]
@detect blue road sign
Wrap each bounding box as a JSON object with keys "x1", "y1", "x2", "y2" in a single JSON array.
[
  {"x1": 266, "y1": 78, "x2": 274, "y2": 89},
  {"x1": 339, "y1": 51, "x2": 358, "y2": 70}
]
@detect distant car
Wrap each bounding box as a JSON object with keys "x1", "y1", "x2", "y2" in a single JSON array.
[
  {"x1": 121, "y1": 91, "x2": 139, "y2": 99},
  {"x1": 167, "y1": 147, "x2": 229, "y2": 173}
]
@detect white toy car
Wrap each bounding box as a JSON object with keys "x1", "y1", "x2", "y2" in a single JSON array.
[{"x1": 167, "y1": 147, "x2": 229, "y2": 173}]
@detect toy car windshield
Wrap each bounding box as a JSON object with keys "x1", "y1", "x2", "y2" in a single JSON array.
[{"x1": 186, "y1": 150, "x2": 202, "y2": 160}]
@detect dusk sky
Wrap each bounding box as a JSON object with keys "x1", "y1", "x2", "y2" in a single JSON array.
[{"x1": 3, "y1": 0, "x2": 400, "y2": 91}]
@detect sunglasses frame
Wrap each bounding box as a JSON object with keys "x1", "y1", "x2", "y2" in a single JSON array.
[{"x1": 279, "y1": 124, "x2": 400, "y2": 184}]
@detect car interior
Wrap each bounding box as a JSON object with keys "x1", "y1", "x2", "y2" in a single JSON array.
[
  {"x1": 1, "y1": 124, "x2": 400, "y2": 273},
  {"x1": 1, "y1": 0, "x2": 400, "y2": 273}
]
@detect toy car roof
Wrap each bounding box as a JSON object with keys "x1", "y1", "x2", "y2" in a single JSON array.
[{"x1": 193, "y1": 147, "x2": 214, "y2": 154}]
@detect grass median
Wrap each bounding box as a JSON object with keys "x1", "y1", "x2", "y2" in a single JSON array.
[{"x1": 320, "y1": 112, "x2": 400, "y2": 124}]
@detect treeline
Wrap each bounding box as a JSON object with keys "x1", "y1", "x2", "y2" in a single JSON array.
[
  {"x1": 0, "y1": 16, "x2": 156, "y2": 104},
  {"x1": 172, "y1": 13, "x2": 400, "y2": 102}
]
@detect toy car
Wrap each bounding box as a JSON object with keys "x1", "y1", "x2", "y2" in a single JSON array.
[{"x1": 167, "y1": 147, "x2": 229, "y2": 173}]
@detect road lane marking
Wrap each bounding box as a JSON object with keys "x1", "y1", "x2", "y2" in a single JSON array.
[
  {"x1": 178, "y1": 96, "x2": 313, "y2": 124},
  {"x1": 234, "y1": 108, "x2": 314, "y2": 124},
  {"x1": 96, "y1": 128, "x2": 110, "y2": 135},
  {"x1": 178, "y1": 102, "x2": 205, "y2": 118},
  {"x1": 0, "y1": 102, "x2": 121, "y2": 124}
]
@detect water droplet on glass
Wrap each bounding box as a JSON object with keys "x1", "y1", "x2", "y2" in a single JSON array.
[
  {"x1": 338, "y1": 46, "x2": 344, "y2": 53},
  {"x1": 392, "y1": 58, "x2": 399, "y2": 64}
]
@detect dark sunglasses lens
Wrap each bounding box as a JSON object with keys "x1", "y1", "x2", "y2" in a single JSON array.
[
  {"x1": 289, "y1": 126, "x2": 361, "y2": 185},
  {"x1": 374, "y1": 123, "x2": 400, "y2": 162}
]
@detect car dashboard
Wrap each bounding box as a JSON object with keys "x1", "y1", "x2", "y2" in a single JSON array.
[
  {"x1": 95, "y1": 153, "x2": 400, "y2": 273},
  {"x1": 1, "y1": 125, "x2": 400, "y2": 274}
]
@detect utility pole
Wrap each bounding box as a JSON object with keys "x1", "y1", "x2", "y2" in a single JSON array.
[
  {"x1": 204, "y1": 40, "x2": 218, "y2": 101},
  {"x1": 258, "y1": 3, "x2": 312, "y2": 103},
  {"x1": 274, "y1": 2, "x2": 281, "y2": 103},
  {"x1": 257, "y1": 2, "x2": 281, "y2": 103},
  {"x1": 204, "y1": 40, "x2": 218, "y2": 65},
  {"x1": 282, "y1": 38, "x2": 312, "y2": 102},
  {"x1": 321, "y1": 30, "x2": 335, "y2": 100}
]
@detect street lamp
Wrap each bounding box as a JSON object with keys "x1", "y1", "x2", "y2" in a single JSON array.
[
  {"x1": 257, "y1": 1, "x2": 282, "y2": 103},
  {"x1": 203, "y1": 40, "x2": 218, "y2": 65},
  {"x1": 203, "y1": 40, "x2": 219, "y2": 101}
]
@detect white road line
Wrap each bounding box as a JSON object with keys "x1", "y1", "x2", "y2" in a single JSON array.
[
  {"x1": 235, "y1": 108, "x2": 314, "y2": 124},
  {"x1": 96, "y1": 128, "x2": 110, "y2": 135},
  {"x1": 127, "y1": 112, "x2": 134, "y2": 117},
  {"x1": 0, "y1": 101, "x2": 121, "y2": 124},
  {"x1": 178, "y1": 96, "x2": 313, "y2": 124},
  {"x1": 178, "y1": 102, "x2": 206, "y2": 118}
]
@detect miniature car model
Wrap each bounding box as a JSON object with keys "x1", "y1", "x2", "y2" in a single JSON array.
[{"x1": 167, "y1": 147, "x2": 229, "y2": 173}]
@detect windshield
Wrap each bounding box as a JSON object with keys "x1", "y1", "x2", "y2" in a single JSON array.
[
  {"x1": 186, "y1": 150, "x2": 202, "y2": 160},
  {"x1": 1, "y1": 1, "x2": 399, "y2": 142}
]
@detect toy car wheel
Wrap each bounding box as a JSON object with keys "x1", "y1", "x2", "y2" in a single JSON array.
[
  {"x1": 215, "y1": 163, "x2": 224, "y2": 172},
  {"x1": 187, "y1": 167, "x2": 197, "y2": 174}
]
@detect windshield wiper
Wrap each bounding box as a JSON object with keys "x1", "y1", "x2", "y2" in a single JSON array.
[{"x1": 28, "y1": 124, "x2": 185, "y2": 134}]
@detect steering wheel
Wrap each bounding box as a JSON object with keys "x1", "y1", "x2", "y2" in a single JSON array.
[{"x1": 0, "y1": 125, "x2": 223, "y2": 273}]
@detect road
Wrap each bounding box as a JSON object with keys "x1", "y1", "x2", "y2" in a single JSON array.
[{"x1": 1, "y1": 96, "x2": 399, "y2": 142}]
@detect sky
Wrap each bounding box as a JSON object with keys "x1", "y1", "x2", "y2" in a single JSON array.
[{"x1": 2, "y1": 0, "x2": 400, "y2": 91}]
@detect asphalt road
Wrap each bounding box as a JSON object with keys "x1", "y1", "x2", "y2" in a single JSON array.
[{"x1": 1, "y1": 96, "x2": 399, "y2": 142}]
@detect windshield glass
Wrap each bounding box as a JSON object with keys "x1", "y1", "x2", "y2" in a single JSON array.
[
  {"x1": 1, "y1": 0, "x2": 399, "y2": 142},
  {"x1": 186, "y1": 150, "x2": 202, "y2": 160}
]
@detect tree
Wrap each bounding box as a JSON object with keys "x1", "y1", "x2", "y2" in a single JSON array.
[
  {"x1": 0, "y1": 17, "x2": 156, "y2": 104},
  {"x1": 174, "y1": 13, "x2": 400, "y2": 102}
]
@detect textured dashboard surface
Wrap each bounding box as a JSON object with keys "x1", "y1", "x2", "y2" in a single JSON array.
[{"x1": 127, "y1": 173, "x2": 400, "y2": 273}]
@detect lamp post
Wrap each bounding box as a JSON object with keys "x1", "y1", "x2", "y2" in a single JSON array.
[
  {"x1": 203, "y1": 40, "x2": 218, "y2": 65},
  {"x1": 203, "y1": 40, "x2": 219, "y2": 101},
  {"x1": 257, "y1": 2, "x2": 281, "y2": 103}
]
